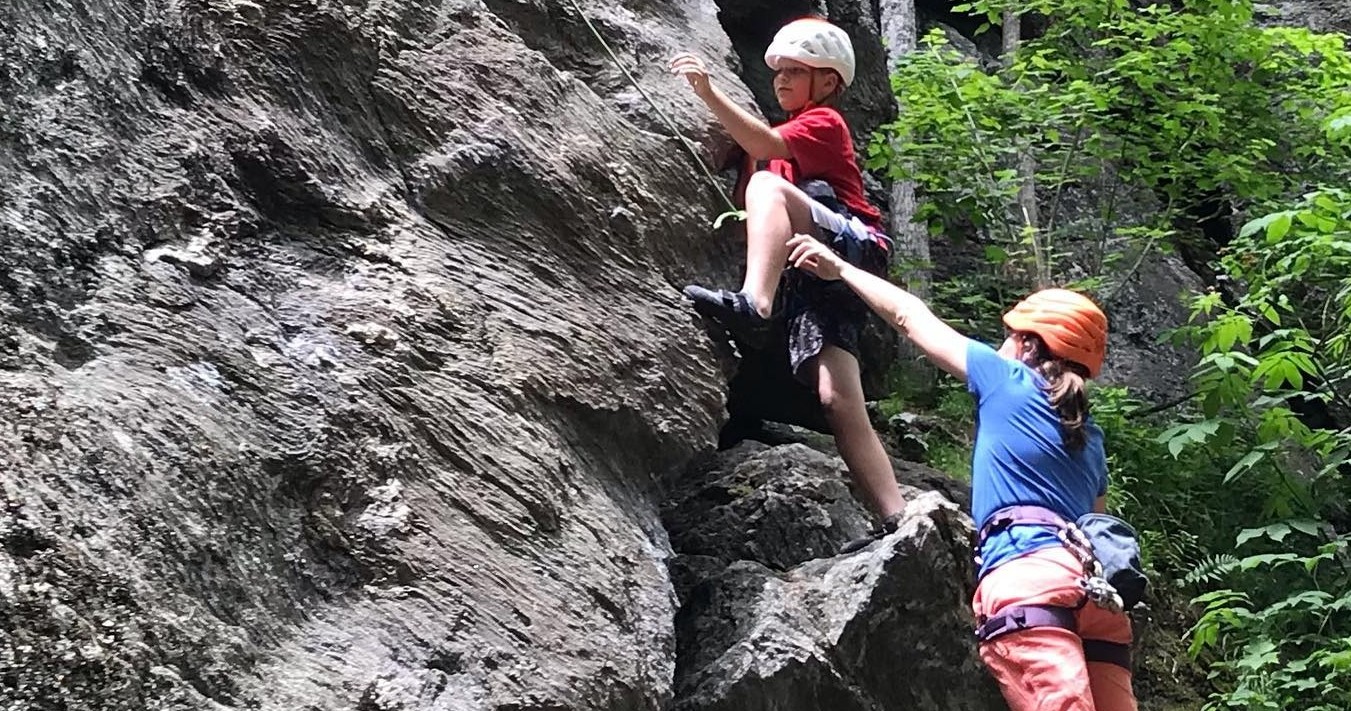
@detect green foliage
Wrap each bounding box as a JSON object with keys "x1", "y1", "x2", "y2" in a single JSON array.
[
  {"x1": 870, "y1": 0, "x2": 1351, "y2": 292},
  {"x1": 928, "y1": 270, "x2": 1009, "y2": 344},
  {"x1": 1183, "y1": 554, "x2": 1242, "y2": 588},
  {"x1": 1169, "y1": 186, "x2": 1351, "y2": 505},
  {"x1": 878, "y1": 379, "x2": 976, "y2": 481},
  {"x1": 872, "y1": 5, "x2": 1351, "y2": 704},
  {"x1": 1186, "y1": 526, "x2": 1351, "y2": 710},
  {"x1": 926, "y1": 384, "x2": 977, "y2": 481},
  {"x1": 1159, "y1": 173, "x2": 1351, "y2": 708},
  {"x1": 1091, "y1": 387, "x2": 1270, "y2": 575}
]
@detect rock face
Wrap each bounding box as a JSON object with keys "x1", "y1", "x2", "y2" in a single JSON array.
[
  {"x1": 1268, "y1": 1, "x2": 1351, "y2": 33},
  {"x1": 0, "y1": 0, "x2": 739, "y2": 708},
  {"x1": 0, "y1": 0, "x2": 999, "y2": 709},
  {"x1": 664, "y1": 442, "x2": 1004, "y2": 711},
  {"x1": 14, "y1": 0, "x2": 1304, "y2": 706}
]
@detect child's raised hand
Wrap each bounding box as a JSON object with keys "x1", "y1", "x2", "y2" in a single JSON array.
[
  {"x1": 669, "y1": 52, "x2": 712, "y2": 97},
  {"x1": 787, "y1": 234, "x2": 846, "y2": 281}
]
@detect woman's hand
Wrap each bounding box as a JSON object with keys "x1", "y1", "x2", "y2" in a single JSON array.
[
  {"x1": 669, "y1": 52, "x2": 713, "y2": 98},
  {"x1": 787, "y1": 233, "x2": 847, "y2": 281}
]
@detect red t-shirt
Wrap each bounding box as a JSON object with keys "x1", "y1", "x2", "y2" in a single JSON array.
[{"x1": 766, "y1": 106, "x2": 882, "y2": 226}]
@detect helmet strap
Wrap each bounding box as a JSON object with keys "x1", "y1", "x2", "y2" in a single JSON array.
[
  {"x1": 802, "y1": 71, "x2": 820, "y2": 111},
  {"x1": 807, "y1": 70, "x2": 841, "y2": 108},
  {"x1": 788, "y1": 70, "x2": 840, "y2": 117}
]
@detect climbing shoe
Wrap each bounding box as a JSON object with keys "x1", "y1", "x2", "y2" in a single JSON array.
[
  {"x1": 682, "y1": 285, "x2": 770, "y2": 349},
  {"x1": 838, "y1": 510, "x2": 904, "y2": 555}
]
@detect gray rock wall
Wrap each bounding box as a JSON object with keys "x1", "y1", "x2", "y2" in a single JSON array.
[
  {"x1": 1, "y1": 1, "x2": 748, "y2": 708},
  {"x1": 0, "y1": 1, "x2": 1005, "y2": 709},
  {"x1": 10, "y1": 0, "x2": 1312, "y2": 706},
  {"x1": 1267, "y1": 1, "x2": 1351, "y2": 33},
  {"x1": 665, "y1": 442, "x2": 1004, "y2": 711}
]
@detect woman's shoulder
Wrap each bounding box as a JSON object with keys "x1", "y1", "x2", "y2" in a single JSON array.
[{"x1": 966, "y1": 339, "x2": 1030, "y2": 402}]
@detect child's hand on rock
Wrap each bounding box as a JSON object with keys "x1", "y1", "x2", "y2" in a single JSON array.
[{"x1": 669, "y1": 52, "x2": 713, "y2": 98}]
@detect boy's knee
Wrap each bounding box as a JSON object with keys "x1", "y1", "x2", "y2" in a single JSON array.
[
  {"x1": 818, "y1": 382, "x2": 861, "y2": 420},
  {"x1": 746, "y1": 170, "x2": 790, "y2": 199}
]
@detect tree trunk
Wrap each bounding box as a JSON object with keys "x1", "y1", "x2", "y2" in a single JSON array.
[
  {"x1": 1002, "y1": 9, "x2": 1021, "y2": 57},
  {"x1": 1002, "y1": 9, "x2": 1043, "y2": 286},
  {"x1": 877, "y1": 0, "x2": 937, "y2": 393},
  {"x1": 878, "y1": 0, "x2": 929, "y2": 301}
]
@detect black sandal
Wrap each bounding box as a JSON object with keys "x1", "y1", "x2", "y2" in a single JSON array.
[
  {"x1": 682, "y1": 285, "x2": 770, "y2": 349},
  {"x1": 838, "y1": 510, "x2": 905, "y2": 555}
]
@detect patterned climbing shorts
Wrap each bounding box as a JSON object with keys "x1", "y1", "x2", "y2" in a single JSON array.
[{"x1": 783, "y1": 199, "x2": 891, "y2": 380}]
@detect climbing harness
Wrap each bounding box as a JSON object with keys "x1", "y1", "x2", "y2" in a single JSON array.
[
  {"x1": 971, "y1": 505, "x2": 1147, "y2": 670},
  {"x1": 795, "y1": 178, "x2": 894, "y2": 255},
  {"x1": 563, "y1": 0, "x2": 739, "y2": 215}
]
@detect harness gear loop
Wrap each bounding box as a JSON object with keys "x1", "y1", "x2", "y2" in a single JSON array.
[
  {"x1": 975, "y1": 505, "x2": 1121, "y2": 612},
  {"x1": 973, "y1": 604, "x2": 1132, "y2": 671},
  {"x1": 973, "y1": 505, "x2": 1133, "y2": 670}
]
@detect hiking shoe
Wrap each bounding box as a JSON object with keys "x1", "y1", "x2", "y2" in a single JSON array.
[
  {"x1": 838, "y1": 510, "x2": 905, "y2": 555},
  {"x1": 682, "y1": 285, "x2": 770, "y2": 349}
]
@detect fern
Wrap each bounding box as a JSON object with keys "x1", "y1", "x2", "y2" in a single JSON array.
[{"x1": 1183, "y1": 553, "x2": 1240, "y2": 588}]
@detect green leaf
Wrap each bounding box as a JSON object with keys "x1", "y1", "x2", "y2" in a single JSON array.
[
  {"x1": 1235, "y1": 638, "x2": 1279, "y2": 671},
  {"x1": 1238, "y1": 552, "x2": 1300, "y2": 571},
  {"x1": 1168, "y1": 434, "x2": 1188, "y2": 459},
  {"x1": 1285, "y1": 360, "x2": 1305, "y2": 390},
  {"x1": 1202, "y1": 389, "x2": 1223, "y2": 418},
  {"x1": 1264, "y1": 361, "x2": 1289, "y2": 390},
  {"x1": 1289, "y1": 520, "x2": 1321, "y2": 537},
  {"x1": 1259, "y1": 302, "x2": 1281, "y2": 326},
  {"x1": 1328, "y1": 114, "x2": 1351, "y2": 140},
  {"x1": 1325, "y1": 649, "x2": 1351, "y2": 671},
  {"x1": 1267, "y1": 212, "x2": 1294, "y2": 243},
  {"x1": 1240, "y1": 212, "x2": 1281, "y2": 239},
  {"x1": 713, "y1": 209, "x2": 746, "y2": 230},
  {"x1": 1235, "y1": 527, "x2": 1266, "y2": 547},
  {"x1": 1224, "y1": 449, "x2": 1267, "y2": 484}
]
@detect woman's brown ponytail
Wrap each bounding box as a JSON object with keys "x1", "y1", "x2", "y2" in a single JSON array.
[{"x1": 1022, "y1": 334, "x2": 1092, "y2": 450}]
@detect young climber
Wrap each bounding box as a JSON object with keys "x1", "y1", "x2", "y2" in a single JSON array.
[
  {"x1": 668, "y1": 17, "x2": 907, "y2": 548},
  {"x1": 786, "y1": 232, "x2": 1135, "y2": 711}
]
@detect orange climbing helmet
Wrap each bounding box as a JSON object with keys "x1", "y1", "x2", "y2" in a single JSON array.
[{"x1": 1002, "y1": 289, "x2": 1109, "y2": 378}]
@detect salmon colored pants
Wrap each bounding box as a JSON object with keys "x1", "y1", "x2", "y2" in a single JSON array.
[{"x1": 972, "y1": 546, "x2": 1137, "y2": 711}]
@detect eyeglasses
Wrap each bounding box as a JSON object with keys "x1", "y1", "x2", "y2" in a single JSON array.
[{"x1": 774, "y1": 66, "x2": 823, "y2": 80}]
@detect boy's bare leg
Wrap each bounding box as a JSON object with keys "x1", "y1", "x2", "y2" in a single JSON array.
[
  {"x1": 741, "y1": 172, "x2": 818, "y2": 319},
  {"x1": 813, "y1": 345, "x2": 906, "y2": 519}
]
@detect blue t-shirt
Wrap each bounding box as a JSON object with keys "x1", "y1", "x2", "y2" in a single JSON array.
[{"x1": 966, "y1": 340, "x2": 1108, "y2": 578}]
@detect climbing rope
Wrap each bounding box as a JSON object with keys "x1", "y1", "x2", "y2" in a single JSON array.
[{"x1": 562, "y1": 0, "x2": 740, "y2": 215}]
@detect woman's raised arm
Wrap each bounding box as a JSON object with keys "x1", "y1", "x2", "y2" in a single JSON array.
[{"x1": 787, "y1": 234, "x2": 970, "y2": 380}]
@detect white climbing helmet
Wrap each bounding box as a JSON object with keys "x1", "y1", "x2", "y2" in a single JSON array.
[{"x1": 764, "y1": 17, "x2": 856, "y2": 88}]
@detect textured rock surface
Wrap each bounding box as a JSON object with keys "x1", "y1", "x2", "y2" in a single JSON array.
[
  {"x1": 12, "y1": 0, "x2": 1318, "y2": 707},
  {"x1": 0, "y1": 0, "x2": 749, "y2": 708},
  {"x1": 1268, "y1": 0, "x2": 1351, "y2": 33},
  {"x1": 664, "y1": 442, "x2": 1004, "y2": 711},
  {"x1": 0, "y1": 0, "x2": 1013, "y2": 709},
  {"x1": 1050, "y1": 178, "x2": 1205, "y2": 402},
  {"x1": 1100, "y1": 253, "x2": 1205, "y2": 401}
]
